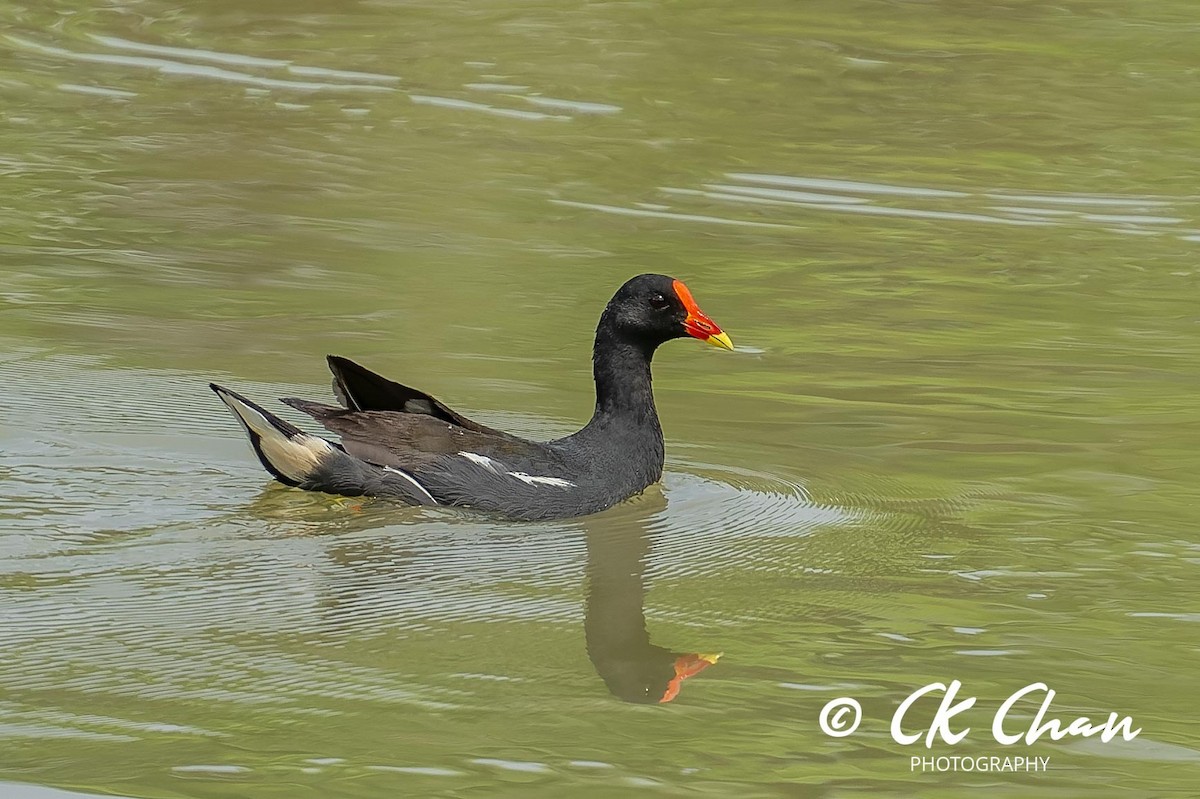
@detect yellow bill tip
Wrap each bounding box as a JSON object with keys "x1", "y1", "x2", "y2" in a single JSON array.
[{"x1": 706, "y1": 331, "x2": 734, "y2": 351}]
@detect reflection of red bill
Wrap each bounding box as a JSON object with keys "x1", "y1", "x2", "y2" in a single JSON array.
[{"x1": 659, "y1": 652, "x2": 722, "y2": 704}]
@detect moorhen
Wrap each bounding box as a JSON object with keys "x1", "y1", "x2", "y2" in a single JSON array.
[{"x1": 210, "y1": 273, "x2": 732, "y2": 521}]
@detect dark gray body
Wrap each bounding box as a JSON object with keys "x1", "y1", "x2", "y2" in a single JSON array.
[{"x1": 212, "y1": 274, "x2": 717, "y2": 522}]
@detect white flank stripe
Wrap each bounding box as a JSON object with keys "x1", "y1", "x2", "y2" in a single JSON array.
[
  {"x1": 507, "y1": 472, "x2": 575, "y2": 488},
  {"x1": 383, "y1": 466, "x2": 438, "y2": 505},
  {"x1": 457, "y1": 451, "x2": 574, "y2": 489},
  {"x1": 457, "y1": 451, "x2": 502, "y2": 473}
]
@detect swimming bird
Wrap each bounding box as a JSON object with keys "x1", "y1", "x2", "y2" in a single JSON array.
[{"x1": 210, "y1": 273, "x2": 733, "y2": 521}]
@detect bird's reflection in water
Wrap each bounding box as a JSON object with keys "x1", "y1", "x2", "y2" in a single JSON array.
[
  {"x1": 239, "y1": 488, "x2": 721, "y2": 704},
  {"x1": 581, "y1": 501, "x2": 721, "y2": 704}
]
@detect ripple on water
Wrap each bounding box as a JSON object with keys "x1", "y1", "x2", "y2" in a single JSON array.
[
  {"x1": 10, "y1": 32, "x2": 623, "y2": 129},
  {"x1": 0, "y1": 783, "x2": 140, "y2": 799},
  {"x1": 643, "y1": 467, "x2": 856, "y2": 575},
  {"x1": 8, "y1": 35, "x2": 397, "y2": 94},
  {"x1": 557, "y1": 170, "x2": 1200, "y2": 242}
]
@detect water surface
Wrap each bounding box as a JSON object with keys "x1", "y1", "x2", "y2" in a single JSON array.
[{"x1": 2, "y1": 1, "x2": 1199, "y2": 796}]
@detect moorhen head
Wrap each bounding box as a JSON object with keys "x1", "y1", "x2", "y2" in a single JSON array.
[
  {"x1": 210, "y1": 274, "x2": 732, "y2": 520},
  {"x1": 594, "y1": 273, "x2": 733, "y2": 353}
]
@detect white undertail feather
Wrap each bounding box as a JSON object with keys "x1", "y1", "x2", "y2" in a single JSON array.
[
  {"x1": 217, "y1": 390, "x2": 333, "y2": 482},
  {"x1": 260, "y1": 434, "x2": 333, "y2": 483}
]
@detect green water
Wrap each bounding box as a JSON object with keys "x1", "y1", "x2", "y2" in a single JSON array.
[{"x1": 2, "y1": 1, "x2": 1199, "y2": 796}]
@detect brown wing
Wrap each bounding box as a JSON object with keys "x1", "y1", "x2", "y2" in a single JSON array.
[{"x1": 280, "y1": 398, "x2": 535, "y2": 471}]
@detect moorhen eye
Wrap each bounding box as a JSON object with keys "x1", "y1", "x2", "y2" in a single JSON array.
[{"x1": 648, "y1": 293, "x2": 670, "y2": 310}]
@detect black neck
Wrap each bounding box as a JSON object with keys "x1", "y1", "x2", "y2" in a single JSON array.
[
  {"x1": 563, "y1": 314, "x2": 666, "y2": 490},
  {"x1": 589, "y1": 324, "x2": 659, "y2": 425}
]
